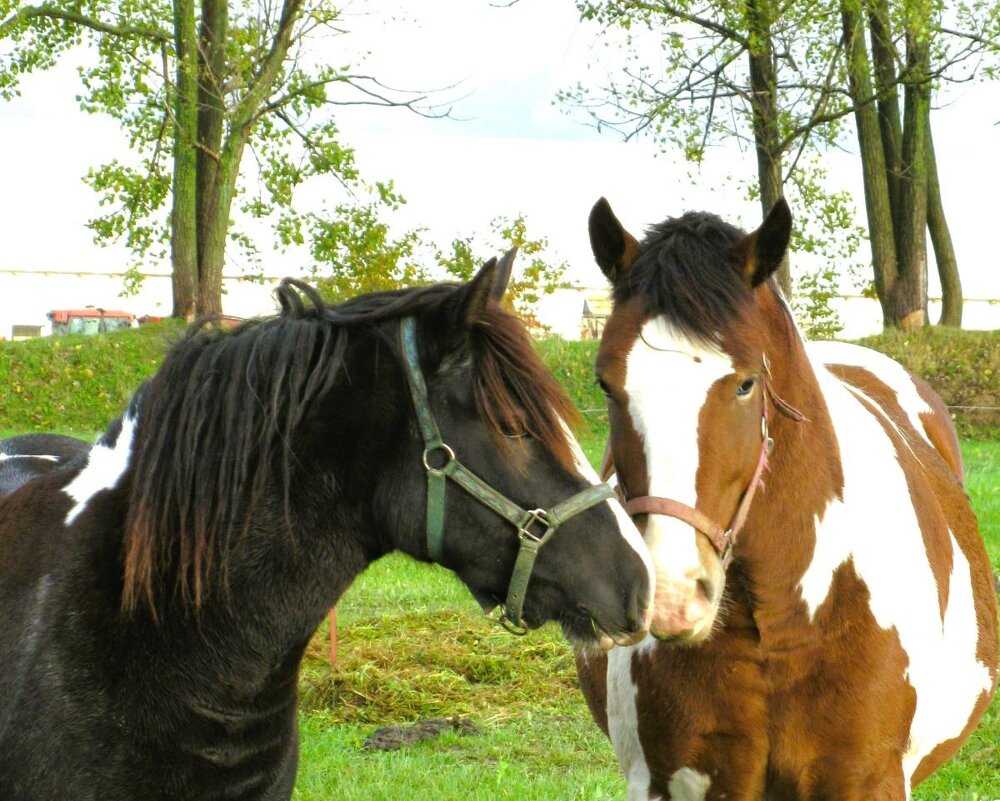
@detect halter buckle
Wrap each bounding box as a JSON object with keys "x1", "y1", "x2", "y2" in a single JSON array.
[{"x1": 518, "y1": 509, "x2": 554, "y2": 545}]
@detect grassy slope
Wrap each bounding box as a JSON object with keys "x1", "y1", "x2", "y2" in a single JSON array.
[{"x1": 0, "y1": 327, "x2": 997, "y2": 798}]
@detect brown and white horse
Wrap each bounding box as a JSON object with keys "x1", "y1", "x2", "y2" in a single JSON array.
[{"x1": 576, "y1": 197, "x2": 998, "y2": 800}]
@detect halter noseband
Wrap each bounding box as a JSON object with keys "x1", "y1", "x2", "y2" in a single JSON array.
[
  {"x1": 611, "y1": 363, "x2": 806, "y2": 569},
  {"x1": 399, "y1": 316, "x2": 616, "y2": 634}
]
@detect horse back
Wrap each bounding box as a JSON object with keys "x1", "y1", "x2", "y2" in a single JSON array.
[
  {"x1": 0, "y1": 434, "x2": 91, "y2": 499},
  {"x1": 806, "y1": 340, "x2": 964, "y2": 480}
]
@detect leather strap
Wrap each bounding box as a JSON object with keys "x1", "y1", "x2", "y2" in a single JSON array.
[{"x1": 398, "y1": 316, "x2": 616, "y2": 632}]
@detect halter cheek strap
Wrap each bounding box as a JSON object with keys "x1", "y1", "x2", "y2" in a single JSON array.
[
  {"x1": 399, "y1": 316, "x2": 615, "y2": 633},
  {"x1": 612, "y1": 366, "x2": 806, "y2": 569}
]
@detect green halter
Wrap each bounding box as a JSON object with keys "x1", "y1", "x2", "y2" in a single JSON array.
[{"x1": 399, "y1": 316, "x2": 616, "y2": 634}]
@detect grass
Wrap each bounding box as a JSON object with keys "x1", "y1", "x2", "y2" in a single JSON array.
[{"x1": 0, "y1": 321, "x2": 182, "y2": 434}]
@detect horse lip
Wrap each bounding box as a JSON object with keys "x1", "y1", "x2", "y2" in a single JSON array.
[{"x1": 591, "y1": 617, "x2": 648, "y2": 649}]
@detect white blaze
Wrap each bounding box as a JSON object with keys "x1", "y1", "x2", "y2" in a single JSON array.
[{"x1": 624, "y1": 318, "x2": 733, "y2": 584}]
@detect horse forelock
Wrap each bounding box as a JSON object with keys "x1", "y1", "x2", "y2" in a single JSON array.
[{"x1": 614, "y1": 211, "x2": 759, "y2": 350}]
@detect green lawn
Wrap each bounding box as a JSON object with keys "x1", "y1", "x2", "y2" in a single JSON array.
[{"x1": 293, "y1": 438, "x2": 1000, "y2": 801}]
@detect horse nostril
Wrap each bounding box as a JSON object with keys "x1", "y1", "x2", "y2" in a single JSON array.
[{"x1": 696, "y1": 576, "x2": 714, "y2": 603}]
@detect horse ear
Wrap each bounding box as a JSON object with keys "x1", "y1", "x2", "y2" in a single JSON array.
[
  {"x1": 589, "y1": 197, "x2": 641, "y2": 284},
  {"x1": 458, "y1": 249, "x2": 517, "y2": 326},
  {"x1": 491, "y1": 247, "x2": 517, "y2": 303},
  {"x1": 734, "y1": 198, "x2": 792, "y2": 287}
]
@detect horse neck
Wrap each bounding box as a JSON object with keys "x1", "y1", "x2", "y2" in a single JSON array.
[
  {"x1": 736, "y1": 329, "x2": 843, "y2": 626},
  {"x1": 120, "y1": 337, "x2": 408, "y2": 704}
]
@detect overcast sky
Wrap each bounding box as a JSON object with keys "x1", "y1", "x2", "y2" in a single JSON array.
[{"x1": 1, "y1": 0, "x2": 998, "y2": 301}]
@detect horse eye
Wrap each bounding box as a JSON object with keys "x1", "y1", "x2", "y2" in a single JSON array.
[
  {"x1": 596, "y1": 377, "x2": 613, "y2": 398},
  {"x1": 736, "y1": 376, "x2": 757, "y2": 398}
]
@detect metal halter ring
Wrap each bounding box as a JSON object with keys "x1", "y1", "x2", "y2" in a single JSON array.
[
  {"x1": 422, "y1": 444, "x2": 456, "y2": 476},
  {"x1": 497, "y1": 613, "x2": 529, "y2": 636}
]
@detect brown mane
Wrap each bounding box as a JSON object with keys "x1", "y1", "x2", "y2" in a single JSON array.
[{"x1": 472, "y1": 305, "x2": 580, "y2": 470}]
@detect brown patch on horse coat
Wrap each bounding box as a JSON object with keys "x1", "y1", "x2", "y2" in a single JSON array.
[
  {"x1": 574, "y1": 649, "x2": 610, "y2": 738},
  {"x1": 913, "y1": 373, "x2": 964, "y2": 479}
]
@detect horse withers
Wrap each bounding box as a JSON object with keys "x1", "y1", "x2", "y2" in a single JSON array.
[
  {"x1": 0, "y1": 253, "x2": 662, "y2": 801},
  {"x1": 576, "y1": 198, "x2": 998, "y2": 800}
]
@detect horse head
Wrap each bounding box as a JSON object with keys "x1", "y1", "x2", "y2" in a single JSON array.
[{"x1": 589, "y1": 197, "x2": 804, "y2": 642}]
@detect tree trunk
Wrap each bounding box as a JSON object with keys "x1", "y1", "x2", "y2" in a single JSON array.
[
  {"x1": 867, "y1": 0, "x2": 904, "y2": 244},
  {"x1": 746, "y1": 0, "x2": 791, "y2": 296},
  {"x1": 170, "y1": 0, "x2": 199, "y2": 320},
  {"x1": 926, "y1": 125, "x2": 962, "y2": 326},
  {"x1": 892, "y1": 18, "x2": 931, "y2": 331},
  {"x1": 842, "y1": 0, "x2": 898, "y2": 326},
  {"x1": 196, "y1": 126, "x2": 247, "y2": 316},
  {"x1": 195, "y1": 0, "x2": 227, "y2": 315},
  {"x1": 191, "y1": 0, "x2": 303, "y2": 316}
]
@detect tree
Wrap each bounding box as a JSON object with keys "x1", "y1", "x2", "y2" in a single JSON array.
[
  {"x1": 0, "y1": 1, "x2": 439, "y2": 318},
  {"x1": 564, "y1": 0, "x2": 856, "y2": 297},
  {"x1": 565, "y1": 0, "x2": 999, "y2": 329},
  {"x1": 307, "y1": 206, "x2": 569, "y2": 327},
  {"x1": 435, "y1": 215, "x2": 570, "y2": 328},
  {"x1": 840, "y1": 0, "x2": 988, "y2": 328}
]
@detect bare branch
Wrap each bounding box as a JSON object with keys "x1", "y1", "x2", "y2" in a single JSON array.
[{"x1": 938, "y1": 26, "x2": 1000, "y2": 51}]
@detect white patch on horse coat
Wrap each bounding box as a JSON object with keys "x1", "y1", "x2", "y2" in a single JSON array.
[
  {"x1": 607, "y1": 645, "x2": 656, "y2": 801},
  {"x1": 62, "y1": 415, "x2": 137, "y2": 525},
  {"x1": 807, "y1": 340, "x2": 933, "y2": 447},
  {"x1": 0, "y1": 453, "x2": 59, "y2": 462},
  {"x1": 561, "y1": 418, "x2": 657, "y2": 599},
  {"x1": 668, "y1": 766, "x2": 711, "y2": 800},
  {"x1": 625, "y1": 319, "x2": 733, "y2": 591},
  {"x1": 797, "y1": 364, "x2": 992, "y2": 782}
]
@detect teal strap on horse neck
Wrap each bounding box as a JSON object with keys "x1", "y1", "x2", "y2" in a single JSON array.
[{"x1": 398, "y1": 316, "x2": 616, "y2": 633}]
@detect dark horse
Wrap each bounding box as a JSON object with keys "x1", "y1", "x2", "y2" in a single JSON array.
[
  {"x1": 0, "y1": 433, "x2": 91, "y2": 496},
  {"x1": 0, "y1": 254, "x2": 659, "y2": 801},
  {"x1": 576, "y1": 199, "x2": 998, "y2": 800}
]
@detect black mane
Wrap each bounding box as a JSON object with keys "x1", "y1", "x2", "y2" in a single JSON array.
[
  {"x1": 122, "y1": 279, "x2": 577, "y2": 613},
  {"x1": 616, "y1": 211, "x2": 756, "y2": 345}
]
